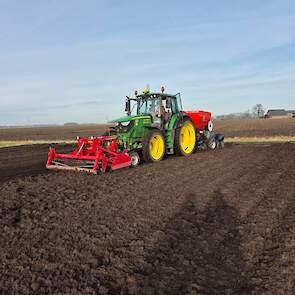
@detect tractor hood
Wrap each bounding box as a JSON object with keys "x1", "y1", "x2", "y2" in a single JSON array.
[{"x1": 110, "y1": 114, "x2": 150, "y2": 123}]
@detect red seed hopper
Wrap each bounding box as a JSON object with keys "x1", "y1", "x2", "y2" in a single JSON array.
[{"x1": 46, "y1": 136, "x2": 132, "y2": 174}]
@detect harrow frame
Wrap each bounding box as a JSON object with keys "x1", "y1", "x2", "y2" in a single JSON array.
[{"x1": 46, "y1": 136, "x2": 132, "y2": 174}]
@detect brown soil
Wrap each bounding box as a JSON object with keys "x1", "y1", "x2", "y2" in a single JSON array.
[
  {"x1": 214, "y1": 118, "x2": 295, "y2": 137},
  {"x1": 0, "y1": 144, "x2": 73, "y2": 182},
  {"x1": 0, "y1": 124, "x2": 110, "y2": 141},
  {"x1": 1, "y1": 143, "x2": 295, "y2": 294}
]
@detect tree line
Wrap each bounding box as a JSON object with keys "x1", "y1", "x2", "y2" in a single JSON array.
[{"x1": 216, "y1": 104, "x2": 265, "y2": 120}]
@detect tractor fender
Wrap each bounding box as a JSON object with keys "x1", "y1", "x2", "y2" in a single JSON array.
[
  {"x1": 172, "y1": 115, "x2": 196, "y2": 130},
  {"x1": 141, "y1": 126, "x2": 164, "y2": 140},
  {"x1": 183, "y1": 115, "x2": 196, "y2": 127},
  {"x1": 145, "y1": 125, "x2": 161, "y2": 130}
]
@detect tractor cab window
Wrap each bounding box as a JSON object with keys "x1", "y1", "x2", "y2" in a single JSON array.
[
  {"x1": 169, "y1": 97, "x2": 178, "y2": 113},
  {"x1": 138, "y1": 96, "x2": 161, "y2": 117},
  {"x1": 137, "y1": 99, "x2": 149, "y2": 115},
  {"x1": 138, "y1": 98, "x2": 155, "y2": 115},
  {"x1": 161, "y1": 96, "x2": 180, "y2": 114},
  {"x1": 176, "y1": 93, "x2": 182, "y2": 111}
]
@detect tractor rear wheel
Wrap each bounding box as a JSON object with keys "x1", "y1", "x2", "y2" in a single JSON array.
[
  {"x1": 175, "y1": 118, "x2": 196, "y2": 156},
  {"x1": 142, "y1": 130, "x2": 165, "y2": 162}
]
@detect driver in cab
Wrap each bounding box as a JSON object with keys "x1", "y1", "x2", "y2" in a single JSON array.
[{"x1": 160, "y1": 102, "x2": 171, "y2": 129}]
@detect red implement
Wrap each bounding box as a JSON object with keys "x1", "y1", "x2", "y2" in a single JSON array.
[
  {"x1": 46, "y1": 136, "x2": 132, "y2": 174},
  {"x1": 184, "y1": 110, "x2": 211, "y2": 129}
]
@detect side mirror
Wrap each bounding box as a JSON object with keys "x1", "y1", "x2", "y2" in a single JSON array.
[{"x1": 125, "y1": 96, "x2": 131, "y2": 115}]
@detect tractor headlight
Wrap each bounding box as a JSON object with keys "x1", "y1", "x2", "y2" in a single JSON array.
[{"x1": 121, "y1": 121, "x2": 130, "y2": 127}]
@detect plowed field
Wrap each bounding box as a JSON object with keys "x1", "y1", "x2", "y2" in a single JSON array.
[
  {"x1": 214, "y1": 118, "x2": 295, "y2": 137},
  {"x1": 1, "y1": 143, "x2": 295, "y2": 294},
  {"x1": 1, "y1": 118, "x2": 295, "y2": 142},
  {"x1": 0, "y1": 125, "x2": 110, "y2": 141}
]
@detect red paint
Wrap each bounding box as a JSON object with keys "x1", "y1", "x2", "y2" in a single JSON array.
[
  {"x1": 46, "y1": 136, "x2": 132, "y2": 174},
  {"x1": 184, "y1": 110, "x2": 211, "y2": 129}
]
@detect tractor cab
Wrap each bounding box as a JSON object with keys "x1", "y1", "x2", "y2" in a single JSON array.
[{"x1": 125, "y1": 90, "x2": 183, "y2": 129}]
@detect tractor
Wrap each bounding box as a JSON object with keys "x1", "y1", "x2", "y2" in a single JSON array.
[{"x1": 46, "y1": 87, "x2": 219, "y2": 174}]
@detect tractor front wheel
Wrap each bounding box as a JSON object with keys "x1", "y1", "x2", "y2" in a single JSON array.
[
  {"x1": 142, "y1": 130, "x2": 165, "y2": 162},
  {"x1": 175, "y1": 118, "x2": 196, "y2": 156}
]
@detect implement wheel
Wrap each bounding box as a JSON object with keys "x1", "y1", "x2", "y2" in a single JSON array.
[
  {"x1": 175, "y1": 118, "x2": 196, "y2": 156},
  {"x1": 142, "y1": 130, "x2": 165, "y2": 162},
  {"x1": 129, "y1": 150, "x2": 140, "y2": 167}
]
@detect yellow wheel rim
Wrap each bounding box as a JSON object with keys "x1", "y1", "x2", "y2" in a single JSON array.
[
  {"x1": 180, "y1": 122, "x2": 196, "y2": 154},
  {"x1": 149, "y1": 134, "x2": 165, "y2": 160}
]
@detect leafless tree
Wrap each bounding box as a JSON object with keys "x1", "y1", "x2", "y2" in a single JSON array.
[{"x1": 252, "y1": 104, "x2": 265, "y2": 118}]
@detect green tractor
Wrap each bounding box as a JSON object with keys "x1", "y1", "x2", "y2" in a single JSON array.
[
  {"x1": 46, "y1": 87, "x2": 212, "y2": 174},
  {"x1": 106, "y1": 88, "x2": 212, "y2": 166}
]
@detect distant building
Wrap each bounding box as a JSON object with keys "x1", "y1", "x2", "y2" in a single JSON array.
[
  {"x1": 64, "y1": 122, "x2": 79, "y2": 126},
  {"x1": 287, "y1": 110, "x2": 295, "y2": 118},
  {"x1": 265, "y1": 109, "x2": 295, "y2": 118}
]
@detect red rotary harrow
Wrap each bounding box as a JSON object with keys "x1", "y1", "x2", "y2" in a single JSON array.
[{"x1": 46, "y1": 136, "x2": 132, "y2": 174}]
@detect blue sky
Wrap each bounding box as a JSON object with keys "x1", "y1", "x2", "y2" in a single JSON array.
[{"x1": 0, "y1": 0, "x2": 294, "y2": 125}]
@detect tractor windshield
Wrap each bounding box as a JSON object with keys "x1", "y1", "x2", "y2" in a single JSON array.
[{"x1": 137, "y1": 95, "x2": 161, "y2": 116}]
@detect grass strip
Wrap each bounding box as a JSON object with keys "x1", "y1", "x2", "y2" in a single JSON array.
[
  {"x1": 0, "y1": 140, "x2": 75, "y2": 148},
  {"x1": 225, "y1": 136, "x2": 295, "y2": 144}
]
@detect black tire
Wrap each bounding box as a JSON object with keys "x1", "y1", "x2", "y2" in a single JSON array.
[
  {"x1": 174, "y1": 118, "x2": 196, "y2": 156},
  {"x1": 142, "y1": 129, "x2": 165, "y2": 163},
  {"x1": 207, "y1": 138, "x2": 217, "y2": 150},
  {"x1": 206, "y1": 132, "x2": 217, "y2": 150},
  {"x1": 193, "y1": 129, "x2": 200, "y2": 153}
]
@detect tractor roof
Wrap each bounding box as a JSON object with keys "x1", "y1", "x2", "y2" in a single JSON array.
[{"x1": 136, "y1": 92, "x2": 177, "y2": 99}]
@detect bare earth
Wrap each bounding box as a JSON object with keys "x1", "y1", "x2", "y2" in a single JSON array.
[
  {"x1": 1, "y1": 143, "x2": 295, "y2": 294},
  {"x1": 0, "y1": 124, "x2": 110, "y2": 141},
  {"x1": 214, "y1": 118, "x2": 295, "y2": 137}
]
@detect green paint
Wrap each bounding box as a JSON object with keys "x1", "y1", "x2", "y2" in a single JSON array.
[
  {"x1": 168, "y1": 113, "x2": 180, "y2": 129},
  {"x1": 109, "y1": 92, "x2": 184, "y2": 153},
  {"x1": 110, "y1": 114, "x2": 150, "y2": 123}
]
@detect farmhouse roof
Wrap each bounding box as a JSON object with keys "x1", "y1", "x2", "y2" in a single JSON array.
[{"x1": 266, "y1": 109, "x2": 287, "y2": 116}]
